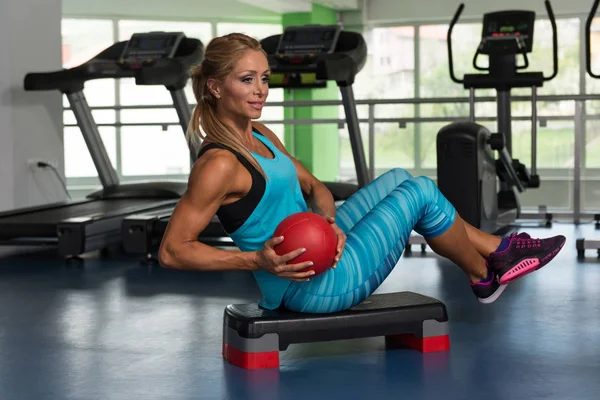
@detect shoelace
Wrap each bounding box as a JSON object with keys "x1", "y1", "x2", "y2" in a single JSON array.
[{"x1": 515, "y1": 239, "x2": 541, "y2": 249}]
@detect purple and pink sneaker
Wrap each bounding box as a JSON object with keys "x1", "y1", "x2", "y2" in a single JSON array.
[
  {"x1": 471, "y1": 232, "x2": 566, "y2": 304},
  {"x1": 488, "y1": 232, "x2": 566, "y2": 285}
]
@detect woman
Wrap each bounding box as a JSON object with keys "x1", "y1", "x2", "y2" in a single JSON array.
[{"x1": 158, "y1": 33, "x2": 565, "y2": 314}]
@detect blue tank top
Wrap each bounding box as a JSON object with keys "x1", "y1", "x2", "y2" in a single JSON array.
[{"x1": 227, "y1": 131, "x2": 308, "y2": 309}]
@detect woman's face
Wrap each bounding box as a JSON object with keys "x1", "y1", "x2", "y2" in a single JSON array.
[{"x1": 211, "y1": 49, "x2": 270, "y2": 122}]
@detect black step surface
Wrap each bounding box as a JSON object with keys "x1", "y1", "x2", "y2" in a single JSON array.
[{"x1": 224, "y1": 291, "x2": 448, "y2": 344}]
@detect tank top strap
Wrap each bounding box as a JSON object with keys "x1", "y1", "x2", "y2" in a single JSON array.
[
  {"x1": 197, "y1": 142, "x2": 257, "y2": 172},
  {"x1": 251, "y1": 126, "x2": 281, "y2": 155}
]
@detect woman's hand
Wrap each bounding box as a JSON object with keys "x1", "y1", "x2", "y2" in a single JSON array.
[
  {"x1": 254, "y1": 236, "x2": 316, "y2": 282},
  {"x1": 326, "y1": 216, "x2": 346, "y2": 268}
]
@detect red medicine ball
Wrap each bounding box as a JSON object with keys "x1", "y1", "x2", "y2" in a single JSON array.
[{"x1": 273, "y1": 212, "x2": 338, "y2": 277}]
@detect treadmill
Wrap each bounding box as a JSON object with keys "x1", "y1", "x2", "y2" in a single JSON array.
[
  {"x1": 121, "y1": 24, "x2": 370, "y2": 259},
  {"x1": 0, "y1": 32, "x2": 203, "y2": 258}
]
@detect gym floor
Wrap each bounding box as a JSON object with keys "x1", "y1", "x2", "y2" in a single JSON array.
[{"x1": 1, "y1": 223, "x2": 599, "y2": 400}]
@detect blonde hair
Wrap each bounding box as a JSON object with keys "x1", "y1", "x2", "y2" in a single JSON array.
[{"x1": 187, "y1": 33, "x2": 267, "y2": 177}]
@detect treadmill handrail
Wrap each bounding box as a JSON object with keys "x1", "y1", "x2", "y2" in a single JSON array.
[
  {"x1": 24, "y1": 41, "x2": 132, "y2": 93},
  {"x1": 24, "y1": 61, "x2": 135, "y2": 93},
  {"x1": 24, "y1": 37, "x2": 203, "y2": 94}
]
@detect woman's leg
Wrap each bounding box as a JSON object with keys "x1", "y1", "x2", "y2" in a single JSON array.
[
  {"x1": 336, "y1": 168, "x2": 502, "y2": 260},
  {"x1": 283, "y1": 174, "x2": 494, "y2": 313},
  {"x1": 334, "y1": 168, "x2": 414, "y2": 234},
  {"x1": 335, "y1": 168, "x2": 492, "y2": 282},
  {"x1": 462, "y1": 220, "x2": 502, "y2": 257},
  {"x1": 422, "y1": 213, "x2": 488, "y2": 282}
]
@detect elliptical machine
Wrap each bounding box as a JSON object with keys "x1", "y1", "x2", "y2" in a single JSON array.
[{"x1": 437, "y1": 1, "x2": 558, "y2": 233}]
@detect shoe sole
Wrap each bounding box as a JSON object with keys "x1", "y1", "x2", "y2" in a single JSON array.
[
  {"x1": 478, "y1": 284, "x2": 507, "y2": 304},
  {"x1": 498, "y1": 238, "x2": 566, "y2": 285}
]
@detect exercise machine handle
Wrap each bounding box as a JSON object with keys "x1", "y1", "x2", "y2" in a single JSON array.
[
  {"x1": 488, "y1": 133, "x2": 525, "y2": 192},
  {"x1": 498, "y1": 147, "x2": 526, "y2": 193},
  {"x1": 516, "y1": 42, "x2": 530, "y2": 70},
  {"x1": 472, "y1": 46, "x2": 487, "y2": 71},
  {"x1": 543, "y1": 0, "x2": 559, "y2": 81},
  {"x1": 530, "y1": 86, "x2": 538, "y2": 177},
  {"x1": 586, "y1": 0, "x2": 600, "y2": 78},
  {"x1": 448, "y1": 3, "x2": 465, "y2": 84}
]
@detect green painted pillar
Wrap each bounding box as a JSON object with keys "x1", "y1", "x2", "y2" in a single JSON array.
[{"x1": 281, "y1": 4, "x2": 339, "y2": 181}]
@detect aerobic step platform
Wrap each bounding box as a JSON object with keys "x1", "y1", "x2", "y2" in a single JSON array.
[{"x1": 222, "y1": 291, "x2": 450, "y2": 369}]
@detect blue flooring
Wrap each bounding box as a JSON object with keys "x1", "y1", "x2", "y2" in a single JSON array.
[{"x1": 0, "y1": 223, "x2": 599, "y2": 400}]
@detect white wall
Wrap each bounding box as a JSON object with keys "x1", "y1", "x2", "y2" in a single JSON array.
[
  {"x1": 62, "y1": 0, "x2": 281, "y2": 22},
  {"x1": 0, "y1": 0, "x2": 63, "y2": 212},
  {"x1": 362, "y1": 0, "x2": 596, "y2": 25},
  {"x1": 0, "y1": 48, "x2": 14, "y2": 212}
]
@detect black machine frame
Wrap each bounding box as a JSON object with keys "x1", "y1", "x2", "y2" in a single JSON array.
[
  {"x1": 0, "y1": 32, "x2": 203, "y2": 258},
  {"x1": 121, "y1": 24, "x2": 371, "y2": 260},
  {"x1": 436, "y1": 1, "x2": 558, "y2": 233}
]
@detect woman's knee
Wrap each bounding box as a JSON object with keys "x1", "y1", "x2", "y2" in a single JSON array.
[
  {"x1": 376, "y1": 167, "x2": 413, "y2": 187},
  {"x1": 390, "y1": 167, "x2": 413, "y2": 183},
  {"x1": 410, "y1": 175, "x2": 439, "y2": 196},
  {"x1": 409, "y1": 176, "x2": 456, "y2": 218}
]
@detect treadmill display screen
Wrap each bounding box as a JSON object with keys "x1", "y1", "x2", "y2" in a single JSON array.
[
  {"x1": 119, "y1": 32, "x2": 186, "y2": 64},
  {"x1": 135, "y1": 38, "x2": 171, "y2": 51},
  {"x1": 277, "y1": 25, "x2": 341, "y2": 54},
  {"x1": 482, "y1": 11, "x2": 535, "y2": 51}
]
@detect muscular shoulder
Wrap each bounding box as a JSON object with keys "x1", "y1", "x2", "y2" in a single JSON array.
[
  {"x1": 187, "y1": 148, "x2": 240, "y2": 199},
  {"x1": 194, "y1": 147, "x2": 239, "y2": 174}
]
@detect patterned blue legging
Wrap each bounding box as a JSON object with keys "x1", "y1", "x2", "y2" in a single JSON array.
[{"x1": 281, "y1": 168, "x2": 457, "y2": 314}]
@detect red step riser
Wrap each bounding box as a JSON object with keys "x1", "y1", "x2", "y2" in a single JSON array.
[
  {"x1": 222, "y1": 342, "x2": 280, "y2": 369},
  {"x1": 389, "y1": 334, "x2": 451, "y2": 353},
  {"x1": 223, "y1": 334, "x2": 450, "y2": 369}
]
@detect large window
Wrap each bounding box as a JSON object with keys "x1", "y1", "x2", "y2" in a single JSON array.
[
  {"x1": 62, "y1": 19, "x2": 116, "y2": 183},
  {"x1": 117, "y1": 20, "x2": 213, "y2": 178},
  {"x1": 420, "y1": 23, "x2": 486, "y2": 99},
  {"x1": 348, "y1": 16, "x2": 593, "y2": 212},
  {"x1": 60, "y1": 14, "x2": 598, "y2": 214},
  {"x1": 62, "y1": 19, "x2": 284, "y2": 189},
  {"x1": 586, "y1": 18, "x2": 600, "y2": 209},
  {"x1": 346, "y1": 27, "x2": 415, "y2": 177},
  {"x1": 357, "y1": 26, "x2": 415, "y2": 100}
]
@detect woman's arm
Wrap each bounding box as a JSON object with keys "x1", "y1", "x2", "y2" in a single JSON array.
[
  {"x1": 158, "y1": 147, "x2": 316, "y2": 280},
  {"x1": 158, "y1": 150, "x2": 259, "y2": 271}
]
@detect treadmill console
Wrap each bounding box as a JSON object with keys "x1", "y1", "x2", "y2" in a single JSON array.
[
  {"x1": 276, "y1": 25, "x2": 342, "y2": 55},
  {"x1": 269, "y1": 25, "x2": 342, "y2": 88},
  {"x1": 119, "y1": 32, "x2": 186, "y2": 68},
  {"x1": 481, "y1": 11, "x2": 536, "y2": 53}
]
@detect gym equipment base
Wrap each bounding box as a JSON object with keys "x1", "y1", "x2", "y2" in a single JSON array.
[
  {"x1": 576, "y1": 238, "x2": 600, "y2": 258},
  {"x1": 222, "y1": 291, "x2": 449, "y2": 369}
]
